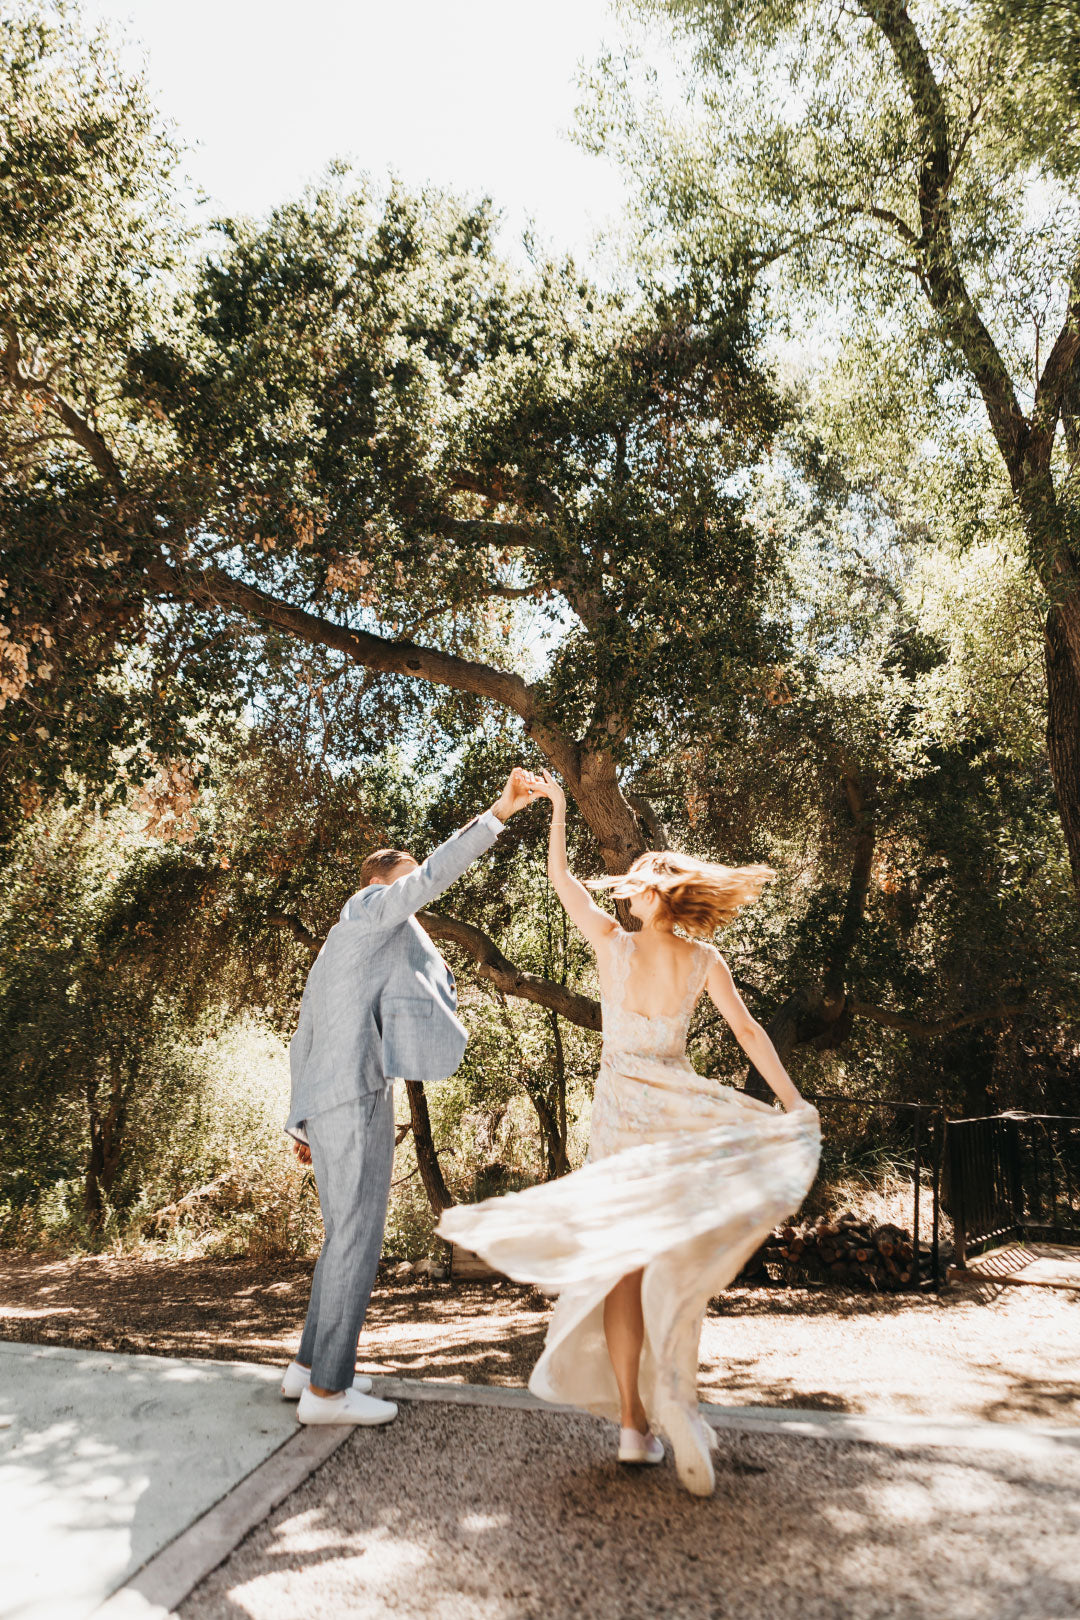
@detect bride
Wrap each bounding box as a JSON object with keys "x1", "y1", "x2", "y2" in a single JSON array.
[{"x1": 439, "y1": 771, "x2": 821, "y2": 1497}]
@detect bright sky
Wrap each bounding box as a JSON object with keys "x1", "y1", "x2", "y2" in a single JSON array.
[{"x1": 82, "y1": 0, "x2": 634, "y2": 262}]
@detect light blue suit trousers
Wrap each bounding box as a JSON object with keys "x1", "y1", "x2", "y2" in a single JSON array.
[{"x1": 298, "y1": 1088, "x2": 395, "y2": 1390}]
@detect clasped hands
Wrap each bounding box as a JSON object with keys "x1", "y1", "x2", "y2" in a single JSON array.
[{"x1": 490, "y1": 766, "x2": 563, "y2": 821}]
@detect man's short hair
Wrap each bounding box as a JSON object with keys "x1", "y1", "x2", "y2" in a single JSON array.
[{"x1": 360, "y1": 848, "x2": 414, "y2": 888}]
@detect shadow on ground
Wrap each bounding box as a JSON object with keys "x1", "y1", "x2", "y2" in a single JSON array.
[
  {"x1": 176, "y1": 1401, "x2": 1080, "y2": 1620},
  {"x1": 4, "y1": 1255, "x2": 1079, "y2": 1426},
  {"x1": 1, "y1": 1343, "x2": 293, "y2": 1620},
  {"x1": 0, "y1": 1255, "x2": 552, "y2": 1383}
]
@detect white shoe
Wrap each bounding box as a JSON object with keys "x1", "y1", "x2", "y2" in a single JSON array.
[
  {"x1": 618, "y1": 1426, "x2": 665, "y2": 1466},
  {"x1": 660, "y1": 1404, "x2": 716, "y2": 1497},
  {"x1": 280, "y1": 1360, "x2": 373, "y2": 1400},
  {"x1": 297, "y1": 1386, "x2": 398, "y2": 1427}
]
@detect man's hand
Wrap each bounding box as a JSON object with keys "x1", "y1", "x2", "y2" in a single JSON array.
[
  {"x1": 491, "y1": 767, "x2": 542, "y2": 823},
  {"x1": 293, "y1": 1141, "x2": 312, "y2": 1166}
]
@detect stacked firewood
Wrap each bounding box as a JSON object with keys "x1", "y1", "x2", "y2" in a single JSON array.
[{"x1": 741, "y1": 1213, "x2": 917, "y2": 1291}]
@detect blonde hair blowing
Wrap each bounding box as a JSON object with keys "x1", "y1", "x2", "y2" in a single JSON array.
[{"x1": 587, "y1": 851, "x2": 776, "y2": 937}]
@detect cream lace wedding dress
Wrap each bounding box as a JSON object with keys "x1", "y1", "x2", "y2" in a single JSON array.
[{"x1": 439, "y1": 930, "x2": 820, "y2": 1480}]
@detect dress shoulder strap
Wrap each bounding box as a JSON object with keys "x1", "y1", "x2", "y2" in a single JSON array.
[
  {"x1": 601, "y1": 926, "x2": 634, "y2": 992},
  {"x1": 684, "y1": 939, "x2": 715, "y2": 1000}
]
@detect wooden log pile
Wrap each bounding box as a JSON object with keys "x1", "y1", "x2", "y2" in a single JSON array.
[
  {"x1": 740, "y1": 1212, "x2": 917, "y2": 1291},
  {"x1": 145, "y1": 1168, "x2": 248, "y2": 1231}
]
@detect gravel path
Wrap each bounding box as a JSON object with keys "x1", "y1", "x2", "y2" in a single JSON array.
[
  {"x1": 3, "y1": 1255, "x2": 1077, "y2": 1427},
  {"x1": 179, "y1": 1400, "x2": 1080, "y2": 1620}
]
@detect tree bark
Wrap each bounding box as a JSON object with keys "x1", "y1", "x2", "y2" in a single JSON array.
[
  {"x1": 268, "y1": 903, "x2": 604, "y2": 1029},
  {"x1": 84, "y1": 1077, "x2": 125, "y2": 1225},
  {"x1": 854, "y1": 2, "x2": 1080, "y2": 897},
  {"x1": 522, "y1": 1013, "x2": 571, "y2": 1180},
  {"x1": 548, "y1": 1008, "x2": 570, "y2": 1178},
  {"x1": 404, "y1": 1081, "x2": 455, "y2": 1215},
  {"x1": 149, "y1": 562, "x2": 647, "y2": 879},
  {"x1": 418, "y1": 912, "x2": 601, "y2": 1029},
  {"x1": 1044, "y1": 604, "x2": 1080, "y2": 895},
  {"x1": 527, "y1": 1085, "x2": 565, "y2": 1181},
  {"x1": 567, "y1": 748, "x2": 645, "y2": 874}
]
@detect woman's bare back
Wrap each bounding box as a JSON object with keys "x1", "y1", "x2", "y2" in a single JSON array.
[{"x1": 598, "y1": 928, "x2": 712, "y2": 1020}]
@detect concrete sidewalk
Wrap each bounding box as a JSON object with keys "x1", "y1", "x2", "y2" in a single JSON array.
[{"x1": 0, "y1": 1341, "x2": 320, "y2": 1620}]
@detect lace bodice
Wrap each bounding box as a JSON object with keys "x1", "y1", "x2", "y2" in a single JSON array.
[{"x1": 600, "y1": 929, "x2": 712, "y2": 1062}]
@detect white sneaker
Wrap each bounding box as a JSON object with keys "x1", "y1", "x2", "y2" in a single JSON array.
[
  {"x1": 618, "y1": 1426, "x2": 665, "y2": 1466},
  {"x1": 297, "y1": 1386, "x2": 398, "y2": 1427},
  {"x1": 660, "y1": 1403, "x2": 715, "y2": 1497},
  {"x1": 280, "y1": 1360, "x2": 373, "y2": 1400}
]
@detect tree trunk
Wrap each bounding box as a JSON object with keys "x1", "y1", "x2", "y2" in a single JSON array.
[
  {"x1": 404, "y1": 1081, "x2": 454, "y2": 1215},
  {"x1": 746, "y1": 774, "x2": 874, "y2": 1098},
  {"x1": 527, "y1": 1086, "x2": 564, "y2": 1181},
  {"x1": 744, "y1": 984, "x2": 842, "y2": 1101},
  {"x1": 152, "y1": 565, "x2": 649, "y2": 879},
  {"x1": 84, "y1": 1078, "x2": 125, "y2": 1227},
  {"x1": 549, "y1": 1009, "x2": 569, "y2": 1178},
  {"x1": 1044, "y1": 604, "x2": 1080, "y2": 896},
  {"x1": 566, "y1": 748, "x2": 647, "y2": 874}
]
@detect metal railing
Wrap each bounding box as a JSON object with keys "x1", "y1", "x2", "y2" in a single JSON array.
[
  {"x1": 800, "y1": 1094, "x2": 945, "y2": 1289},
  {"x1": 945, "y1": 1112, "x2": 1080, "y2": 1266}
]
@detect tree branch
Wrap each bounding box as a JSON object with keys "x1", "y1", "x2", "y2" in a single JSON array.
[
  {"x1": 858, "y1": 1, "x2": 1030, "y2": 482},
  {"x1": 418, "y1": 910, "x2": 601, "y2": 1031},
  {"x1": 267, "y1": 912, "x2": 318, "y2": 950},
  {"x1": 266, "y1": 903, "x2": 602, "y2": 1030},
  {"x1": 488, "y1": 582, "x2": 548, "y2": 601},
  {"x1": 145, "y1": 557, "x2": 581, "y2": 776},
  {"x1": 849, "y1": 999, "x2": 1029, "y2": 1037},
  {"x1": 625, "y1": 790, "x2": 671, "y2": 850},
  {"x1": 434, "y1": 516, "x2": 551, "y2": 550},
  {"x1": 824, "y1": 771, "x2": 876, "y2": 1000},
  {"x1": 450, "y1": 470, "x2": 560, "y2": 523},
  {"x1": 2, "y1": 323, "x2": 126, "y2": 492},
  {"x1": 1033, "y1": 251, "x2": 1080, "y2": 447}
]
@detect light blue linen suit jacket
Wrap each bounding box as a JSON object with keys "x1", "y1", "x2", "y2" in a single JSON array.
[{"x1": 285, "y1": 810, "x2": 503, "y2": 1139}]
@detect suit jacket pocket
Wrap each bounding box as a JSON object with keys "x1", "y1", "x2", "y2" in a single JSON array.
[
  {"x1": 380, "y1": 994, "x2": 440, "y2": 1080},
  {"x1": 382, "y1": 996, "x2": 432, "y2": 1018}
]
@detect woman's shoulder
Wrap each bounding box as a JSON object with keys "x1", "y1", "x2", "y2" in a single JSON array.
[{"x1": 595, "y1": 921, "x2": 630, "y2": 960}]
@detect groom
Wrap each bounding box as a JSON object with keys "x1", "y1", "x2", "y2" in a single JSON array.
[{"x1": 282, "y1": 768, "x2": 537, "y2": 1426}]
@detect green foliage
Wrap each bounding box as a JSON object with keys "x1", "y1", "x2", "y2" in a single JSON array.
[
  {"x1": 1, "y1": 3, "x2": 798, "y2": 843},
  {"x1": 0, "y1": 3, "x2": 222, "y2": 823},
  {"x1": 2, "y1": 1, "x2": 1079, "y2": 1262},
  {"x1": 585, "y1": 0, "x2": 1079, "y2": 577}
]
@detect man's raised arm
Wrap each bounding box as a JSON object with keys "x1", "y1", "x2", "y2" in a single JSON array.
[{"x1": 341, "y1": 768, "x2": 537, "y2": 930}]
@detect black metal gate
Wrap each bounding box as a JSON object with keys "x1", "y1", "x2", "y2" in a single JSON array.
[{"x1": 946, "y1": 1112, "x2": 1080, "y2": 1265}]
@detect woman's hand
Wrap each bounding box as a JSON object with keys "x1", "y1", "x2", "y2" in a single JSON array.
[
  {"x1": 785, "y1": 1095, "x2": 817, "y2": 1116},
  {"x1": 532, "y1": 769, "x2": 567, "y2": 816}
]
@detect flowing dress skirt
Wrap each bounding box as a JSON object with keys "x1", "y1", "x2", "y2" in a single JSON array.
[{"x1": 439, "y1": 1039, "x2": 821, "y2": 1433}]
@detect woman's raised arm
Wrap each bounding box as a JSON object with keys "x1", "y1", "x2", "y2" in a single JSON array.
[
  {"x1": 705, "y1": 951, "x2": 811, "y2": 1114},
  {"x1": 533, "y1": 771, "x2": 619, "y2": 951}
]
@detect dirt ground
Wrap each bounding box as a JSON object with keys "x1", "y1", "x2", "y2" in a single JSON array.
[{"x1": 2, "y1": 1252, "x2": 1077, "y2": 1427}]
